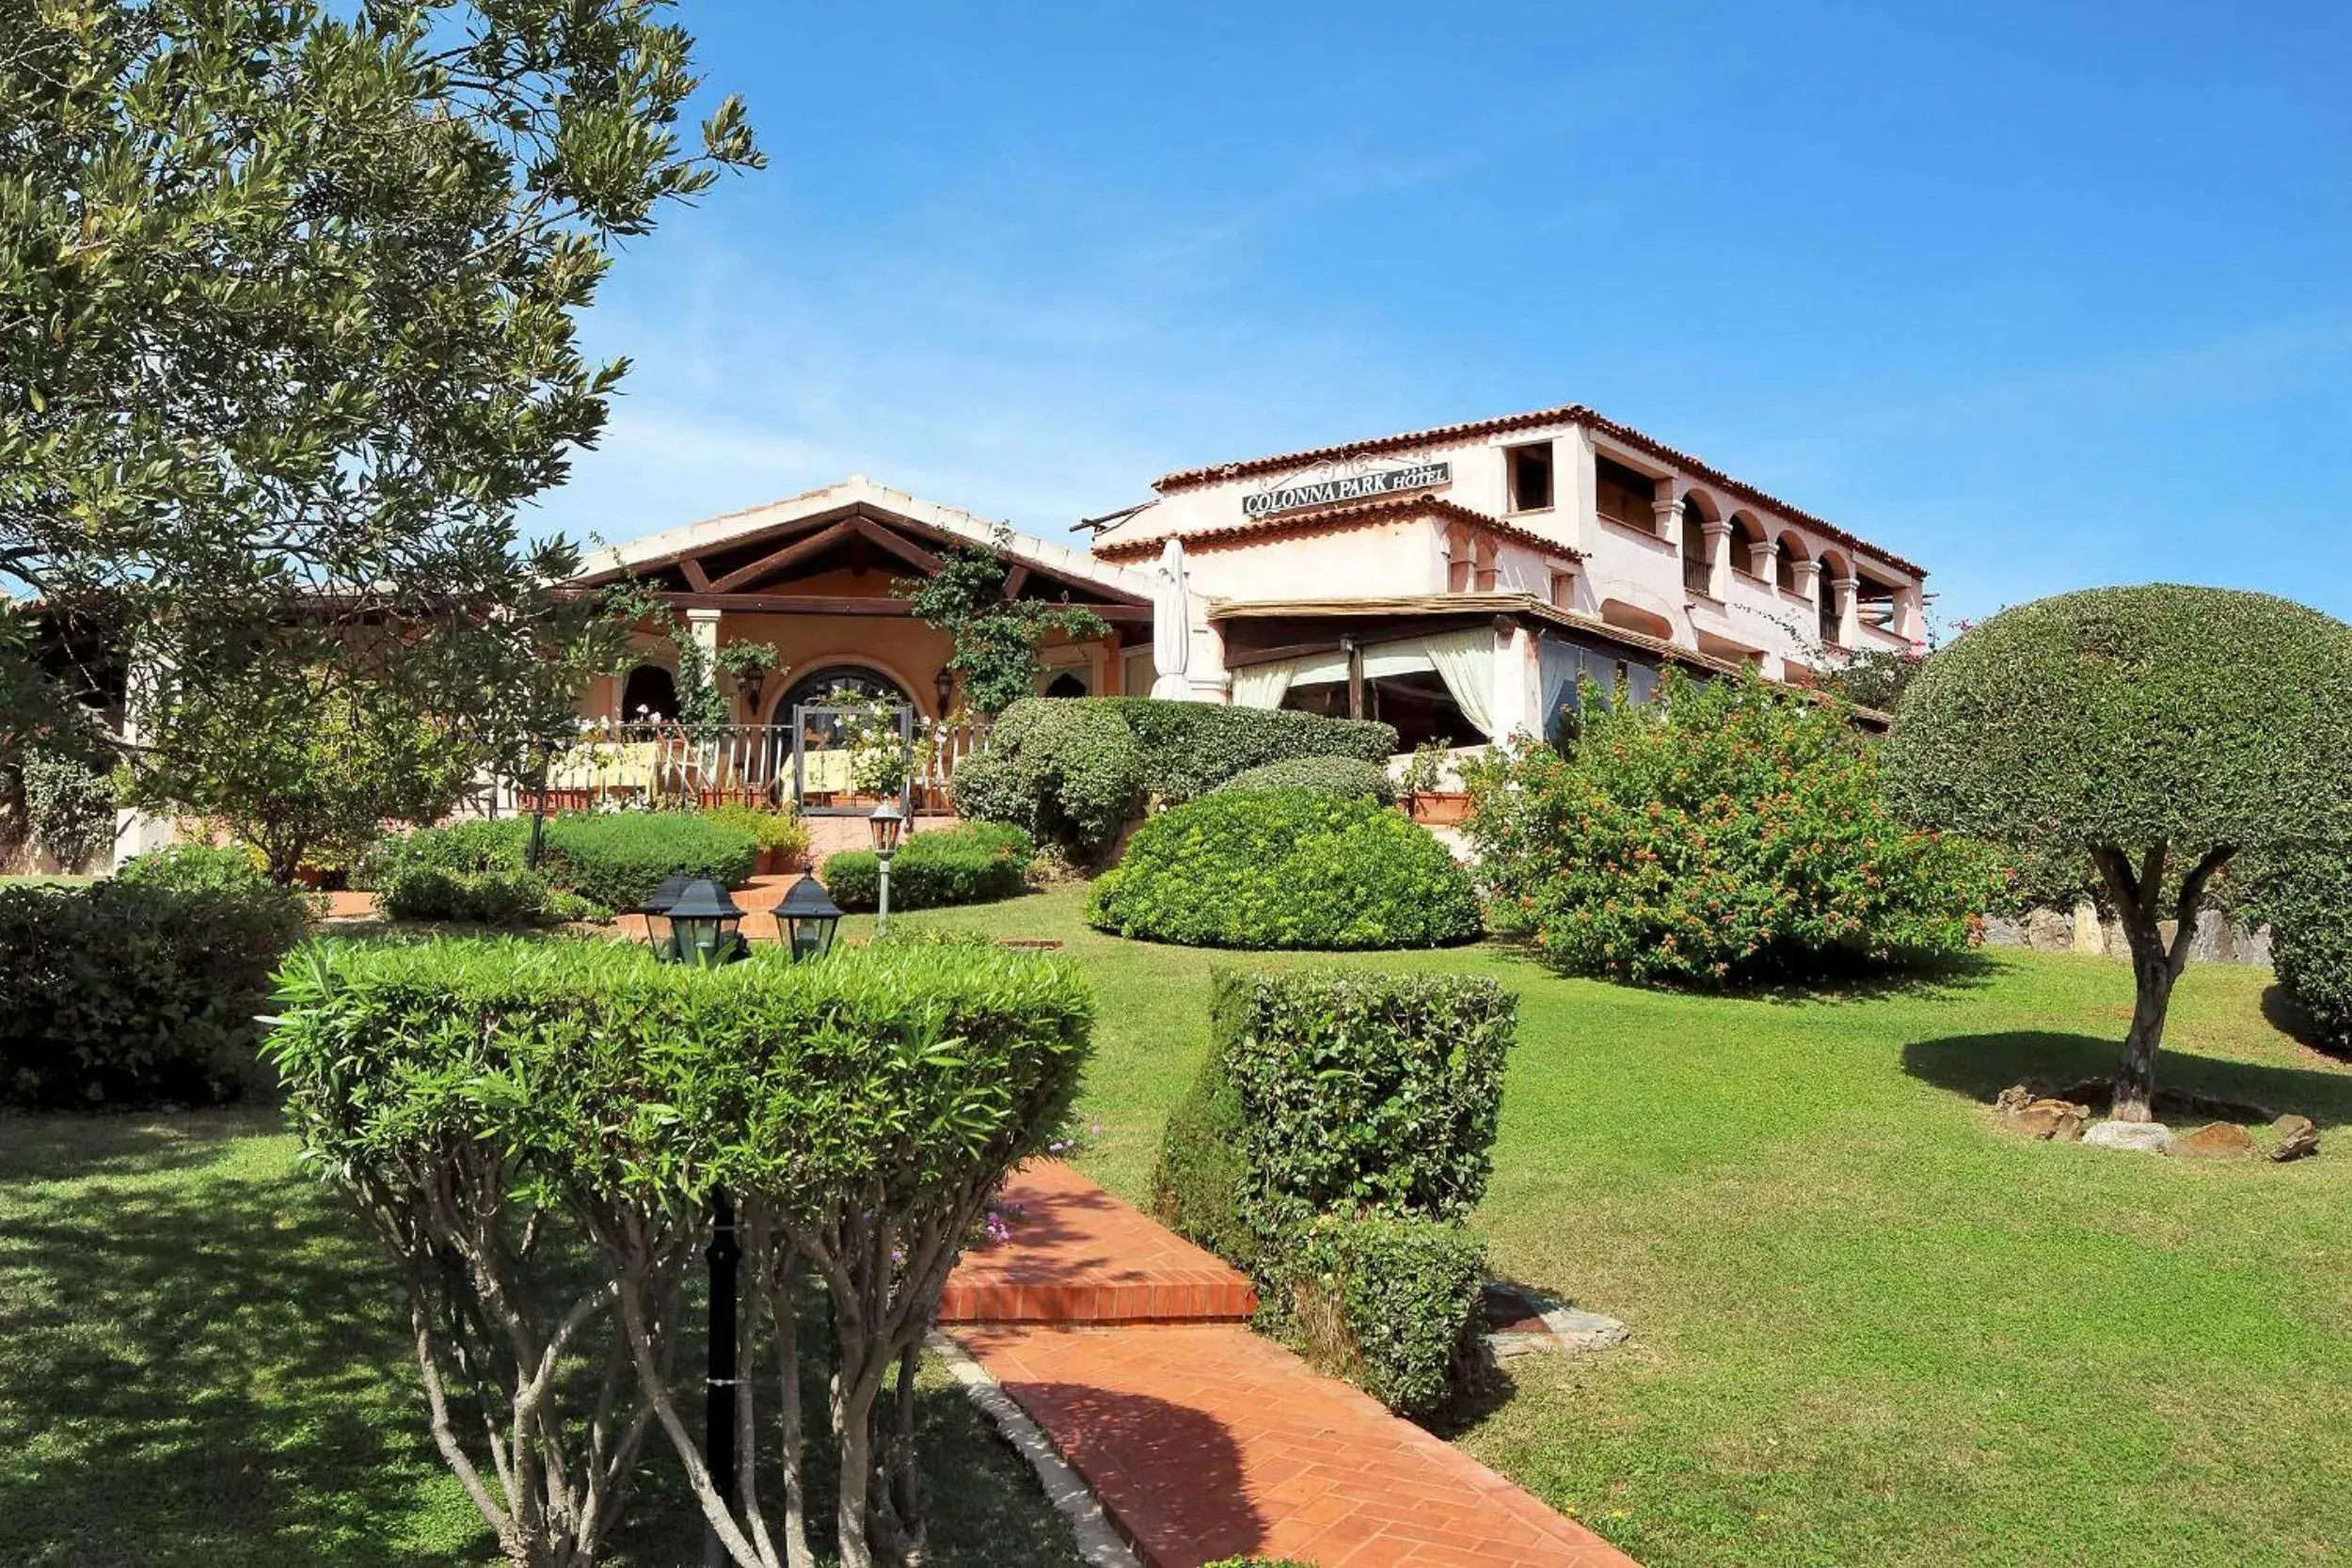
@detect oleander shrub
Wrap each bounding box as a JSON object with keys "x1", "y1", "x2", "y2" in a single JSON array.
[
  {"x1": 821, "y1": 821, "x2": 1034, "y2": 911},
  {"x1": 1152, "y1": 970, "x2": 1516, "y2": 1271},
  {"x1": 1212, "y1": 754, "x2": 1395, "y2": 804},
  {"x1": 0, "y1": 879, "x2": 307, "y2": 1107},
  {"x1": 954, "y1": 696, "x2": 1398, "y2": 858},
  {"x1": 1286, "y1": 1212, "x2": 1486, "y2": 1419},
  {"x1": 1088, "y1": 790, "x2": 1479, "y2": 950},
  {"x1": 2253, "y1": 850, "x2": 2352, "y2": 1053},
  {"x1": 117, "y1": 841, "x2": 271, "y2": 892},
  {"x1": 355, "y1": 816, "x2": 530, "y2": 886},
  {"x1": 1466, "y1": 668, "x2": 2005, "y2": 987},
  {"x1": 16, "y1": 749, "x2": 117, "y2": 869},
  {"x1": 269, "y1": 936, "x2": 1092, "y2": 1568}
]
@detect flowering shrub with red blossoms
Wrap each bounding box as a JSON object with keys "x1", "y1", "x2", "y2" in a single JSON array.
[{"x1": 1464, "y1": 670, "x2": 2005, "y2": 987}]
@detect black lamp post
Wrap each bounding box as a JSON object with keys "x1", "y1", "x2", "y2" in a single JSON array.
[
  {"x1": 641, "y1": 871, "x2": 835, "y2": 1565},
  {"x1": 665, "y1": 877, "x2": 747, "y2": 967},
  {"x1": 867, "y1": 800, "x2": 905, "y2": 939},
  {"x1": 774, "y1": 873, "x2": 845, "y2": 963},
  {"x1": 638, "y1": 872, "x2": 695, "y2": 958}
]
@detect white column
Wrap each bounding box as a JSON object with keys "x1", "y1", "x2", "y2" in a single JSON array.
[
  {"x1": 1833, "y1": 573, "x2": 1862, "y2": 647},
  {"x1": 1492, "y1": 623, "x2": 1537, "y2": 740},
  {"x1": 1702, "y1": 519, "x2": 1732, "y2": 600},
  {"x1": 1791, "y1": 558, "x2": 1822, "y2": 606},
  {"x1": 685, "y1": 606, "x2": 723, "y2": 711}
]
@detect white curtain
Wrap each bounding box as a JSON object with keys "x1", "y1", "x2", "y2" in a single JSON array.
[
  {"x1": 1422, "y1": 627, "x2": 1499, "y2": 738},
  {"x1": 1230, "y1": 660, "x2": 1295, "y2": 710}
]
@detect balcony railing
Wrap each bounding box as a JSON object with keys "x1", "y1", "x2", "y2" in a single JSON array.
[{"x1": 519, "y1": 716, "x2": 985, "y2": 816}]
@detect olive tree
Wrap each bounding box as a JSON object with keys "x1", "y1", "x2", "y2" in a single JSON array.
[{"x1": 1883, "y1": 586, "x2": 2352, "y2": 1120}]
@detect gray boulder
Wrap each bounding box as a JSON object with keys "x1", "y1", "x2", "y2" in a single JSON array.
[{"x1": 2083, "y1": 1119, "x2": 2176, "y2": 1154}]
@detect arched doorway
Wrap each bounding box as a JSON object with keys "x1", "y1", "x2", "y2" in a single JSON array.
[
  {"x1": 620, "y1": 663, "x2": 679, "y2": 721},
  {"x1": 771, "y1": 664, "x2": 913, "y2": 727},
  {"x1": 773, "y1": 665, "x2": 917, "y2": 813},
  {"x1": 1045, "y1": 672, "x2": 1089, "y2": 698}
]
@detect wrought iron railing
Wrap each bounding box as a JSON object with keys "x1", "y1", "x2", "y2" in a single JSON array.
[{"x1": 520, "y1": 715, "x2": 986, "y2": 815}]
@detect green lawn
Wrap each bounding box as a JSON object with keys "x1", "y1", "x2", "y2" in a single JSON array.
[
  {"x1": 7, "y1": 887, "x2": 2348, "y2": 1567},
  {"x1": 905, "y1": 885, "x2": 2352, "y2": 1568},
  {"x1": 0, "y1": 1107, "x2": 1087, "y2": 1568}
]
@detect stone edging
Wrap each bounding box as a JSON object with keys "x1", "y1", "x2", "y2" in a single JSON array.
[{"x1": 929, "y1": 1329, "x2": 1141, "y2": 1568}]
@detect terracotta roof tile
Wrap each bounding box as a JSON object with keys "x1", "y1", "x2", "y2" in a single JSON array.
[
  {"x1": 1148, "y1": 403, "x2": 1926, "y2": 579},
  {"x1": 1093, "y1": 492, "x2": 1582, "y2": 564}
]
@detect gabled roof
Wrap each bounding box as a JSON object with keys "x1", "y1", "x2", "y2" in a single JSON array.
[
  {"x1": 575, "y1": 476, "x2": 1155, "y2": 602},
  {"x1": 1147, "y1": 403, "x2": 1925, "y2": 579},
  {"x1": 1093, "y1": 491, "x2": 1583, "y2": 564}
]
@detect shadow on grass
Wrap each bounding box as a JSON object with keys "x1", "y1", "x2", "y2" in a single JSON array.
[
  {"x1": 0, "y1": 1116, "x2": 477, "y2": 1568},
  {"x1": 1901, "y1": 1032, "x2": 2352, "y2": 1124},
  {"x1": 2261, "y1": 984, "x2": 2351, "y2": 1065},
  {"x1": 1480, "y1": 936, "x2": 2006, "y2": 1006}
]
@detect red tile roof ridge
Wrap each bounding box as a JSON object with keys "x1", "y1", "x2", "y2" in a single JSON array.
[
  {"x1": 1093, "y1": 491, "x2": 1583, "y2": 564},
  {"x1": 1149, "y1": 402, "x2": 1926, "y2": 578}
]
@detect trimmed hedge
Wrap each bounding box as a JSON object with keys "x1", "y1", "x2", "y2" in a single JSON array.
[
  {"x1": 380, "y1": 865, "x2": 605, "y2": 927},
  {"x1": 1287, "y1": 1212, "x2": 1486, "y2": 1419},
  {"x1": 700, "y1": 802, "x2": 812, "y2": 863},
  {"x1": 361, "y1": 811, "x2": 757, "y2": 911},
  {"x1": 954, "y1": 696, "x2": 1397, "y2": 858},
  {"x1": 1152, "y1": 969, "x2": 1514, "y2": 1415},
  {"x1": 2254, "y1": 852, "x2": 2352, "y2": 1052},
  {"x1": 821, "y1": 821, "x2": 1033, "y2": 912},
  {"x1": 0, "y1": 879, "x2": 307, "y2": 1107},
  {"x1": 1153, "y1": 970, "x2": 1515, "y2": 1267},
  {"x1": 1087, "y1": 790, "x2": 1479, "y2": 950},
  {"x1": 1212, "y1": 754, "x2": 1395, "y2": 804}
]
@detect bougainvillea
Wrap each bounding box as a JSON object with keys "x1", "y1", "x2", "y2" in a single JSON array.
[{"x1": 1464, "y1": 670, "x2": 2003, "y2": 987}]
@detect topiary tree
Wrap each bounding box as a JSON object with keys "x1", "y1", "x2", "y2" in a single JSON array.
[{"x1": 1883, "y1": 586, "x2": 2352, "y2": 1121}]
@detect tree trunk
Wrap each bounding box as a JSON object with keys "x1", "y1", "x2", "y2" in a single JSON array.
[
  {"x1": 833, "y1": 1360, "x2": 876, "y2": 1568},
  {"x1": 2092, "y1": 840, "x2": 2234, "y2": 1123}
]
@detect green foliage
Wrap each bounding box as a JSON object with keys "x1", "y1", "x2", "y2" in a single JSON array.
[
  {"x1": 897, "y1": 530, "x2": 1110, "y2": 717},
  {"x1": 951, "y1": 700, "x2": 1146, "y2": 858},
  {"x1": 1884, "y1": 588, "x2": 2352, "y2": 874},
  {"x1": 1825, "y1": 645, "x2": 1930, "y2": 712},
  {"x1": 1152, "y1": 970, "x2": 1515, "y2": 1272},
  {"x1": 1087, "y1": 790, "x2": 1480, "y2": 950},
  {"x1": 821, "y1": 822, "x2": 1033, "y2": 912},
  {"x1": 0, "y1": 879, "x2": 305, "y2": 1108},
  {"x1": 122, "y1": 673, "x2": 484, "y2": 882},
  {"x1": 1286, "y1": 1212, "x2": 1486, "y2": 1419},
  {"x1": 116, "y1": 842, "x2": 268, "y2": 892},
  {"x1": 955, "y1": 696, "x2": 1399, "y2": 858},
  {"x1": 1213, "y1": 754, "x2": 1396, "y2": 803},
  {"x1": 1093, "y1": 696, "x2": 1398, "y2": 802},
  {"x1": 268, "y1": 935, "x2": 1091, "y2": 1566},
  {"x1": 15, "y1": 750, "x2": 116, "y2": 869},
  {"x1": 380, "y1": 864, "x2": 603, "y2": 927},
  {"x1": 2252, "y1": 852, "x2": 2352, "y2": 1053},
  {"x1": 3, "y1": 1, "x2": 759, "y2": 808},
  {"x1": 700, "y1": 801, "x2": 812, "y2": 861},
  {"x1": 1467, "y1": 670, "x2": 2004, "y2": 987},
  {"x1": 363, "y1": 811, "x2": 755, "y2": 911}
]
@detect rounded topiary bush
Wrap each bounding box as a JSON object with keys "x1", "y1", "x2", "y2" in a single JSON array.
[
  {"x1": 1086, "y1": 788, "x2": 1478, "y2": 949},
  {"x1": 1212, "y1": 754, "x2": 1395, "y2": 804},
  {"x1": 2254, "y1": 852, "x2": 2352, "y2": 1053}
]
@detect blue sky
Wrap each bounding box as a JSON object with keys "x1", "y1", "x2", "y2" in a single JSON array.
[{"x1": 537, "y1": 0, "x2": 2352, "y2": 628}]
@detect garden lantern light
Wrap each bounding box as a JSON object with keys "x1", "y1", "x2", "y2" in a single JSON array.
[
  {"x1": 637, "y1": 872, "x2": 694, "y2": 956},
  {"x1": 663, "y1": 877, "x2": 745, "y2": 968},
  {"x1": 868, "y1": 800, "x2": 904, "y2": 938},
  {"x1": 774, "y1": 872, "x2": 843, "y2": 964}
]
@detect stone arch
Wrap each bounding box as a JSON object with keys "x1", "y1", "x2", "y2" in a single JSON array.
[
  {"x1": 1774, "y1": 531, "x2": 1810, "y2": 594},
  {"x1": 1815, "y1": 548, "x2": 1853, "y2": 644},
  {"x1": 1726, "y1": 513, "x2": 1767, "y2": 578},
  {"x1": 1678, "y1": 491, "x2": 1716, "y2": 595},
  {"x1": 770, "y1": 656, "x2": 930, "y2": 722},
  {"x1": 619, "y1": 662, "x2": 679, "y2": 721}
]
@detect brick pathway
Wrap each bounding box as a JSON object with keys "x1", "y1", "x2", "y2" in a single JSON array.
[{"x1": 943, "y1": 1165, "x2": 1640, "y2": 1568}]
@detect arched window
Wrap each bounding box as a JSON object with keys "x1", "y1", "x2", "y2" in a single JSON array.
[
  {"x1": 1473, "y1": 539, "x2": 1498, "y2": 593},
  {"x1": 1727, "y1": 515, "x2": 1766, "y2": 578},
  {"x1": 774, "y1": 664, "x2": 912, "y2": 724},
  {"x1": 620, "y1": 663, "x2": 678, "y2": 721},
  {"x1": 1775, "y1": 533, "x2": 1808, "y2": 594},
  {"x1": 1679, "y1": 499, "x2": 1712, "y2": 595},
  {"x1": 1444, "y1": 524, "x2": 1473, "y2": 593},
  {"x1": 1045, "y1": 671, "x2": 1089, "y2": 698},
  {"x1": 1817, "y1": 553, "x2": 1851, "y2": 645}
]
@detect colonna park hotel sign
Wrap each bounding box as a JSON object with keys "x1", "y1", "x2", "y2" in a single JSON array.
[{"x1": 1240, "y1": 460, "x2": 1453, "y2": 519}]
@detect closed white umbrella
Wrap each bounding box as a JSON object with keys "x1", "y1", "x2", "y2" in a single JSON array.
[{"x1": 1150, "y1": 537, "x2": 1191, "y2": 699}]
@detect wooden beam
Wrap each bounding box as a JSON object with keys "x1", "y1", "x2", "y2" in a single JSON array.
[
  {"x1": 1000, "y1": 563, "x2": 1029, "y2": 599},
  {"x1": 679, "y1": 557, "x2": 712, "y2": 592},
  {"x1": 656, "y1": 591, "x2": 1151, "y2": 622},
  {"x1": 846, "y1": 515, "x2": 945, "y2": 577},
  {"x1": 1223, "y1": 640, "x2": 1345, "y2": 671},
  {"x1": 710, "y1": 520, "x2": 855, "y2": 594}
]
